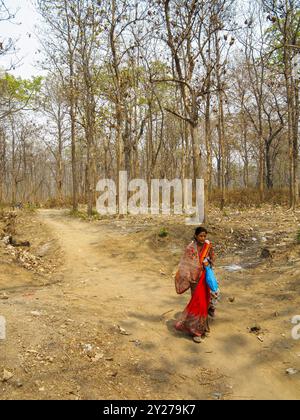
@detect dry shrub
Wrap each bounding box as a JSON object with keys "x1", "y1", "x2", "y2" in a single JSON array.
[
  {"x1": 43, "y1": 195, "x2": 89, "y2": 209},
  {"x1": 44, "y1": 197, "x2": 73, "y2": 209},
  {"x1": 210, "y1": 188, "x2": 289, "y2": 208}
]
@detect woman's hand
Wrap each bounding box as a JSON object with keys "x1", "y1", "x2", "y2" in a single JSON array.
[{"x1": 211, "y1": 291, "x2": 219, "y2": 299}]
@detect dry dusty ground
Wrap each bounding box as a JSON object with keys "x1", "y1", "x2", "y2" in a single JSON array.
[{"x1": 1, "y1": 206, "x2": 300, "y2": 400}]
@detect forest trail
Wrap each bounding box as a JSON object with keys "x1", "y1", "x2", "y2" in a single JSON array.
[{"x1": 30, "y1": 209, "x2": 300, "y2": 400}]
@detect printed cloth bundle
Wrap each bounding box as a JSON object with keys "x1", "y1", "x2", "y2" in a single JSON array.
[
  {"x1": 175, "y1": 240, "x2": 219, "y2": 294},
  {"x1": 205, "y1": 265, "x2": 219, "y2": 293}
]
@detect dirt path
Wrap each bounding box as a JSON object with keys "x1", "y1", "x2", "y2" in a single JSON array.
[{"x1": 34, "y1": 209, "x2": 300, "y2": 400}]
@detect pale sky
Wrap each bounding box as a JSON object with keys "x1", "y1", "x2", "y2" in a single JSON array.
[
  {"x1": 1, "y1": 0, "x2": 42, "y2": 79},
  {"x1": 0, "y1": 0, "x2": 257, "y2": 81}
]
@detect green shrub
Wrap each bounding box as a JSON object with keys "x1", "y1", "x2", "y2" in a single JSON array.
[
  {"x1": 158, "y1": 228, "x2": 169, "y2": 238},
  {"x1": 24, "y1": 202, "x2": 40, "y2": 212},
  {"x1": 69, "y1": 209, "x2": 101, "y2": 221}
]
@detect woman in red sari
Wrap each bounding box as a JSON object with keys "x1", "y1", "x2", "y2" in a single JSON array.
[{"x1": 175, "y1": 227, "x2": 215, "y2": 343}]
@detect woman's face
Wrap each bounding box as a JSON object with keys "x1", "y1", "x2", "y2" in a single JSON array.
[{"x1": 196, "y1": 232, "x2": 207, "y2": 244}]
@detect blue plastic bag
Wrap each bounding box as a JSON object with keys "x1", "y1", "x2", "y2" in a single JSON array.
[{"x1": 205, "y1": 266, "x2": 219, "y2": 293}]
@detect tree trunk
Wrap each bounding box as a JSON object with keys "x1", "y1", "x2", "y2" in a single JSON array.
[
  {"x1": 205, "y1": 86, "x2": 212, "y2": 197},
  {"x1": 265, "y1": 141, "x2": 273, "y2": 189}
]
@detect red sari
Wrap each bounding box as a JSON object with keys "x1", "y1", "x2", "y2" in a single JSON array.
[{"x1": 175, "y1": 241, "x2": 212, "y2": 337}]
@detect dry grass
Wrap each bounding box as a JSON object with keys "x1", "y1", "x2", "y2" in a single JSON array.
[{"x1": 210, "y1": 188, "x2": 290, "y2": 208}]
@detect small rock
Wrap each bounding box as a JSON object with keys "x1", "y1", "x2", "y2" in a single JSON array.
[
  {"x1": 130, "y1": 340, "x2": 142, "y2": 347},
  {"x1": 92, "y1": 353, "x2": 104, "y2": 362},
  {"x1": 250, "y1": 325, "x2": 261, "y2": 334},
  {"x1": 261, "y1": 248, "x2": 273, "y2": 259},
  {"x1": 212, "y1": 392, "x2": 223, "y2": 400},
  {"x1": 82, "y1": 344, "x2": 93, "y2": 353},
  {"x1": 30, "y1": 311, "x2": 42, "y2": 317},
  {"x1": 36, "y1": 243, "x2": 52, "y2": 258},
  {"x1": 117, "y1": 325, "x2": 130, "y2": 336},
  {"x1": 228, "y1": 297, "x2": 235, "y2": 303},
  {"x1": 2, "y1": 236, "x2": 11, "y2": 245},
  {"x1": 286, "y1": 368, "x2": 298, "y2": 376},
  {"x1": 2, "y1": 369, "x2": 14, "y2": 382},
  {"x1": 13, "y1": 379, "x2": 23, "y2": 388},
  {"x1": 0, "y1": 293, "x2": 9, "y2": 300}
]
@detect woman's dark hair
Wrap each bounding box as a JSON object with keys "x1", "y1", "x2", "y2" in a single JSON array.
[{"x1": 194, "y1": 227, "x2": 208, "y2": 238}]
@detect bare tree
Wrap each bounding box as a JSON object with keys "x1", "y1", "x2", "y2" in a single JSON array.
[
  {"x1": 37, "y1": 0, "x2": 82, "y2": 211},
  {"x1": 262, "y1": 0, "x2": 300, "y2": 208}
]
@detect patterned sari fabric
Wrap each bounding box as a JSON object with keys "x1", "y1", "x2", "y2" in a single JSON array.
[{"x1": 175, "y1": 240, "x2": 215, "y2": 337}]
